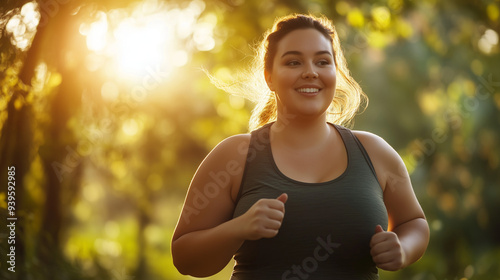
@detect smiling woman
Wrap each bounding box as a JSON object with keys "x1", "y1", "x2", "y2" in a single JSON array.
[
  {"x1": 80, "y1": 0, "x2": 213, "y2": 80},
  {"x1": 264, "y1": 28, "x2": 337, "y2": 121},
  {"x1": 172, "y1": 13, "x2": 430, "y2": 280}
]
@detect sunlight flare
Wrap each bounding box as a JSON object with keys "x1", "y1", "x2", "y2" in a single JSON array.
[{"x1": 81, "y1": 0, "x2": 213, "y2": 81}]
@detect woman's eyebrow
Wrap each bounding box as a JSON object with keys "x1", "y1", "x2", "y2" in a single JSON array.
[
  {"x1": 281, "y1": 50, "x2": 333, "y2": 58},
  {"x1": 316, "y1": 50, "x2": 333, "y2": 56}
]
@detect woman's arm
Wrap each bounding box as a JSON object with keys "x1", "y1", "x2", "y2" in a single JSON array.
[
  {"x1": 354, "y1": 131, "x2": 430, "y2": 271},
  {"x1": 172, "y1": 134, "x2": 288, "y2": 277},
  {"x1": 172, "y1": 215, "x2": 246, "y2": 276},
  {"x1": 172, "y1": 135, "x2": 248, "y2": 276}
]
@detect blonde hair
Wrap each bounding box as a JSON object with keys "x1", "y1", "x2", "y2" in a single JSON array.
[{"x1": 210, "y1": 14, "x2": 367, "y2": 131}]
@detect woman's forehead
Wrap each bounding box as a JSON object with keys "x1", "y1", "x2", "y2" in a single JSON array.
[{"x1": 275, "y1": 29, "x2": 333, "y2": 56}]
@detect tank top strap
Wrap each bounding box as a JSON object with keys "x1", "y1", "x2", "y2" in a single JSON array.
[
  {"x1": 246, "y1": 122, "x2": 273, "y2": 164},
  {"x1": 234, "y1": 123, "x2": 274, "y2": 203},
  {"x1": 333, "y1": 124, "x2": 379, "y2": 181}
]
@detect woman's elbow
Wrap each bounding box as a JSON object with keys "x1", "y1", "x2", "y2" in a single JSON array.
[
  {"x1": 171, "y1": 241, "x2": 217, "y2": 277},
  {"x1": 172, "y1": 260, "x2": 216, "y2": 278},
  {"x1": 172, "y1": 258, "x2": 189, "y2": 276},
  {"x1": 171, "y1": 241, "x2": 192, "y2": 276}
]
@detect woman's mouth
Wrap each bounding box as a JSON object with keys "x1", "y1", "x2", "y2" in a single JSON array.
[{"x1": 296, "y1": 87, "x2": 321, "y2": 96}]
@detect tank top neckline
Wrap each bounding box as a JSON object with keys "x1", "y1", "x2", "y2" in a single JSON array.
[{"x1": 263, "y1": 122, "x2": 351, "y2": 186}]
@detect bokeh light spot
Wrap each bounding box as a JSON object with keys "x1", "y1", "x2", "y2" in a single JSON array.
[{"x1": 478, "y1": 29, "x2": 499, "y2": 54}]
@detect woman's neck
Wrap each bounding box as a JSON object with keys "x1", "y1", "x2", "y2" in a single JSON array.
[{"x1": 270, "y1": 113, "x2": 332, "y2": 149}]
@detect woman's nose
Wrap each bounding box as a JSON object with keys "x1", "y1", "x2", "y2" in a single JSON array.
[{"x1": 302, "y1": 64, "x2": 318, "y2": 79}]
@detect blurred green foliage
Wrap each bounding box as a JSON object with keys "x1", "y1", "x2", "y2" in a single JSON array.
[{"x1": 0, "y1": 0, "x2": 499, "y2": 279}]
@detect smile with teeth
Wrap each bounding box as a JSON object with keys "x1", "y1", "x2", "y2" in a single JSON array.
[{"x1": 297, "y1": 88, "x2": 320, "y2": 93}]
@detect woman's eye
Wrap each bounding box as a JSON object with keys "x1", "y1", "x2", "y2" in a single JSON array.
[
  {"x1": 317, "y1": 60, "x2": 331, "y2": 66},
  {"x1": 286, "y1": 60, "x2": 300, "y2": 66}
]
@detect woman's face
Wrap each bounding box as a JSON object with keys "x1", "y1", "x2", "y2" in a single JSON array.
[{"x1": 265, "y1": 28, "x2": 336, "y2": 121}]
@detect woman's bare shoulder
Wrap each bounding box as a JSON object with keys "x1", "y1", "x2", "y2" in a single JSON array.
[
  {"x1": 352, "y1": 130, "x2": 408, "y2": 191},
  {"x1": 202, "y1": 133, "x2": 251, "y2": 199},
  {"x1": 209, "y1": 133, "x2": 251, "y2": 161},
  {"x1": 352, "y1": 130, "x2": 399, "y2": 161},
  {"x1": 200, "y1": 133, "x2": 252, "y2": 179}
]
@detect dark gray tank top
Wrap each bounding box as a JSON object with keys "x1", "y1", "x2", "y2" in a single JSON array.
[{"x1": 231, "y1": 122, "x2": 388, "y2": 280}]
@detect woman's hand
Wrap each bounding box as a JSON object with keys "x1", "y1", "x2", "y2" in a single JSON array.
[
  {"x1": 370, "y1": 225, "x2": 406, "y2": 271},
  {"x1": 239, "y1": 193, "x2": 288, "y2": 240}
]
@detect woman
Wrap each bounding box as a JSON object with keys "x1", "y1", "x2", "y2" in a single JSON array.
[{"x1": 172, "y1": 14, "x2": 429, "y2": 279}]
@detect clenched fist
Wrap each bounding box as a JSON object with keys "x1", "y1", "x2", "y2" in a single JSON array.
[
  {"x1": 240, "y1": 193, "x2": 288, "y2": 240},
  {"x1": 370, "y1": 225, "x2": 406, "y2": 271}
]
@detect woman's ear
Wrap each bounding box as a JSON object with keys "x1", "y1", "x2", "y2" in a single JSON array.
[{"x1": 264, "y1": 70, "x2": 275, "y2": 92}]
